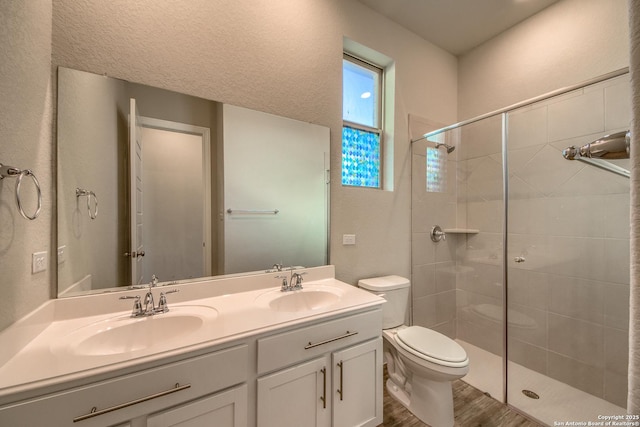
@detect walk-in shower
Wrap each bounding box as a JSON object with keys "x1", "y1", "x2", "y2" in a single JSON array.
[{"x1": 410, "y1": 69, "x2": 630, "y2": 425}]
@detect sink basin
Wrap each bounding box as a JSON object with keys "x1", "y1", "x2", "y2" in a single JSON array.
[
  {"x1": 52, "y1": 305, "x2": 218, "y2": 357},
  {"x1": 255, "y1": 286, "x2": 344, "y2": 312}
]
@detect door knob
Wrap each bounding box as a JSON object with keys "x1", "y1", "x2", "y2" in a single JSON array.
[{"x1": 124, "y1": 251, "x2": 145, "y2": 258}]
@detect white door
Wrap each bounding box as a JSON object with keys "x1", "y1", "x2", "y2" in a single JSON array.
[
  {"x1": 147, "y1": 385, "x2": 247, "y2": 427},
  {"x1": 257, "y1": 356, "x2": 330, "y2": 427},
  {"x1": 129, "y1": 98, "x2": 145, "y2": 285},
  {"x1": 332, "y1": 339, "x2": 383, "y2": 427}
]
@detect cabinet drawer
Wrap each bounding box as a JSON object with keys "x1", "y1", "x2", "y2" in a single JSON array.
[
  {"x1": 0, "y1": 344, "x2": 248, "y2": 427},
  {"x1": 257, "y1": 309, "x2": 381, "y2": 374},
  {"x1": 148, "y1": 384, "x2": 247, "y2": 427}
]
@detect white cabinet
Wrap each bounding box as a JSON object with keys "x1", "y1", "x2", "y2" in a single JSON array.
[
  {"x1": 257, "y1": 340, "x2": 382, "y2": 427},
  {"x1": 257, "y1": 356, "x2": 331, "y2": 427},
  {"x1": 332, "y1": 339, "x2": 382, "y2": 427},
  {"x1": 0, "y1": 345, "x2": 248, "y2": 427},
  {"x1": 148, "y1": 384, "x2": 247, "y2": 427},
  {"x1": 256, "y1": 310, "x2": 383, "y2": 427},
  {"x1": 0, "y1": 305, "x2": 382, "y2": 427}
]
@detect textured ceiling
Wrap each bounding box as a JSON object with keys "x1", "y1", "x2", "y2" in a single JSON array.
[{"x1": 357, "y1": 0, "x2": 561, "y2": 55}]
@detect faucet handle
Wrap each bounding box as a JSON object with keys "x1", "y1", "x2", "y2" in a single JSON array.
[
  {"x1": 275, "y1": 275, "x2": 289, "y2": 291},
  {"x1": 120, "y1": 295, "x2": 143, "y2": 317},
  {"x1": 291, "y1": 272, "x2": 307, "y2": 289},
  {"x1": 156, "y1": 290, "x2": 177, "y2": 313}
]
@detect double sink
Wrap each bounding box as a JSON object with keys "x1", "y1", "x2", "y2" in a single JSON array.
[{"x1": 52, "y1": 283, "x2": 346, "y2": 358}]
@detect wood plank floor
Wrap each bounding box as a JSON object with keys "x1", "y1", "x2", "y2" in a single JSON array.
[{"x1": 381, "y1": 369, "x2": 544, "y2": 427}]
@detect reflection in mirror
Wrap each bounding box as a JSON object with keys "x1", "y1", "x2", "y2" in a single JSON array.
[{"x1": 57, "y1": 67, "x2": 330, "y2": 297}]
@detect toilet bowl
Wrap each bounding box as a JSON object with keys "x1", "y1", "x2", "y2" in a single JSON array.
[{"x1": 359, "y1": 276, "x2": 469, "y2": 427}]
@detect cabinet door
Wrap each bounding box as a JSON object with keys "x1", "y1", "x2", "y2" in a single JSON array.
[
  {"x1": 257, "y1": 356, "x2": 330, "y2": 427},
  {"x1": 147, "y1": 384, "x2": 247, "y2": 427},
  {"x1": 332, "y1": 338, "x2": 382, "y2": 427}
]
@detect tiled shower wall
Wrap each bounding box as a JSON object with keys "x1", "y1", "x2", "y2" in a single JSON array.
[
  {"x1": 455, "y1": 74, "x2": 631, "y2": 407},
  {"x1": 411, "y1": 135, "x2": 459, "y2": 338}
]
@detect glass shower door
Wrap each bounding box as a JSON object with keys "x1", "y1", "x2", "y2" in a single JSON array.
[
  {"x1": 453, "y1": 115, "x2": 506, "y2": 403},
  {"x1": 505, "y1": 74, "x2": 631, "y2": 424}
]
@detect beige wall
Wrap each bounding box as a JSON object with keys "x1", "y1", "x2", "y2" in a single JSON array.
[
  {"x1": 3, "y1": 0, "x2": 629, "y2": 339},
  {"x1": 57, "y1": 67, "x2": 129, "y2": 294},
  {"x1": 458, "y1": 0, "x2": 629, "y2": 119},
  {"x1": 0, "y1": 0, "x2": 459, "y2": 331},
  {"x1": 0, "y1": 0, "x2": 53, "y2": 331},
  {"x1": 51, "y1": 0, "x2": 458, "y2": 288}
]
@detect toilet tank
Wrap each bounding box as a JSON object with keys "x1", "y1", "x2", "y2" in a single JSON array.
[{"x1": 358, "y1": 275, "x2": 410, "y2": 329}]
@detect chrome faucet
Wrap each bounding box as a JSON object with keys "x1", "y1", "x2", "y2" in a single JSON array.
[
  {"x1": 119, "y1": 274, "x2": 179, "y2": 317},
  {"x1": 143, "y1": 287, "x2": 156, "y2": 315},
  {"x1": 276, "y1": 269, "x2": 307, "y2": 292},
  {"x1": 290, "y1": 272, "x2": 306, "y2": 290},
  {"x1": 142, "y1": 274, "x2": 159, "y2": 315}
]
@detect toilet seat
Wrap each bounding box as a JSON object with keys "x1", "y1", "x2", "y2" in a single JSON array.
[{"x1": 395, "y1": 326, "x2": 468, "y2": 368}]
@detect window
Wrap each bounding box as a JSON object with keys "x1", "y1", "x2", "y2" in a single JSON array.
[
  {"x1": 426, "y1": 146, "x2": 446, "y2": 193},
  {"x1": 342, "y1": 54, "x2": 383, "y2": 188}
]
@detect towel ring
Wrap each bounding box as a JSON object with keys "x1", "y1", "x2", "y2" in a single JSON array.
[
  {"x1": 0, "y1": 164, "x2": 42, "y2": 220},
  {"x1": 76, "y1": 188, "x2": 98, "y2": 219}
]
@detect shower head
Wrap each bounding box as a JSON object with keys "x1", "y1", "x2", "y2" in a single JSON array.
[
  {"x1": 435, "y1": 141, "x2": 456, "y2": 154},
  {"x1": 411, "y1": 134, "x2": 456, "y2": 153},
  {"x1": 562, "y1": 130, "x2": 630, "y2": 160}
]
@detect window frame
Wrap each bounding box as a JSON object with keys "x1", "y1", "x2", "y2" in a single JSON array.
[{"x1": 342, "y1": 53, "x2": 384, "y2": 189}]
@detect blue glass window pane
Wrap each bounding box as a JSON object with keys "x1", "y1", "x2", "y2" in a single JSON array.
[
  {"x1": 343, "y1": 59, "x2": 378, "y2": 128},
  {"x1": 426, "y1": 147, "x2": 446, "y2": 193},
  {"x1": 342, "y1": 126, "x2": 380, "y2": 188}
]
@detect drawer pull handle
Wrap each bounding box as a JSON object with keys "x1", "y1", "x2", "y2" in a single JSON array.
[
  {"x1": 337, "y1": 360, "x2": 344, "y2": 401},
  {"x1": 320, "y1": 367, "x2": 327, "y2": 409},
  {"x1": 73, "y1": 382, "x2": 191, "y2": 422},
  {"x1": 304, "y1": 331, "x2": 358, "y2": 350}
]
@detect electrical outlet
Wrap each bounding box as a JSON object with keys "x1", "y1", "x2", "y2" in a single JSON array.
[
  {"x1": 57, "y1": 245, "x2": 66, "y2": 264},
  {"x1": 342, "y1": 234, "x2": 356, "y2": 245},
  {"x1": 32, "y1": 251, "x2": 48, "y2": 274}
]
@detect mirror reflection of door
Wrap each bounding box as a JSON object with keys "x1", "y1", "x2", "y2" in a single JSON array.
[
  {"x1": 129, "y1": 98, "x2": 145, "y2": 285},
  {"x1": 135, "y1": 115, "x2": 212, "y2": 284}
]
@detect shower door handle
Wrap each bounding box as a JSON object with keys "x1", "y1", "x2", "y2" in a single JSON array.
[{"x1": 514, "y1": 256, "x2": 526, "y2": 263}]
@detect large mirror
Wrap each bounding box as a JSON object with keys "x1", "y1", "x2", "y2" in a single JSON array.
[{"x1": 57, "y1": 67, "x2": 330, "y2": 297}]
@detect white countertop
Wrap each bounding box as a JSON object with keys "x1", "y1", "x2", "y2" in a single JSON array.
[{"x1": 0, "y1": 266, "x2": 384, "y2": 405}]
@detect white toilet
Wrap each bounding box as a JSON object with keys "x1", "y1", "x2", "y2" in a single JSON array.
[{"x1": 358, "y1": 275, "x2": 469, "y2": 427}]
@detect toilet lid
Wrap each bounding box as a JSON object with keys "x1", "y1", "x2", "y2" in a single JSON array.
[{"x1": 396, "y1": 326, "x2": 467, "y2": 363}]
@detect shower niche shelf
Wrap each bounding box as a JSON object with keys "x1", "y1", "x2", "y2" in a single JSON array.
[{"x1": 443, "y1": 228, "x2": 480, "y2": 234}]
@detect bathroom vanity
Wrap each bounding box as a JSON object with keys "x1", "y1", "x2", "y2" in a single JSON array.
[{"x1": 0, "y1": 266, "x2": 384, "y2": 427}]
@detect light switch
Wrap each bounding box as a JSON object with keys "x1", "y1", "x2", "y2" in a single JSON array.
[
  {"x1": 32, "y1": 251, "x2": 47, "y2": 274},
  {"x1": 342, "y1": 234, "x2": 356, "y2": 245}
]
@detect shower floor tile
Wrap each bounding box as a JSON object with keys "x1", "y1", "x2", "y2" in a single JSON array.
[{"x1": 457, "y1": 340, "x2": 626, "y2": 426}]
